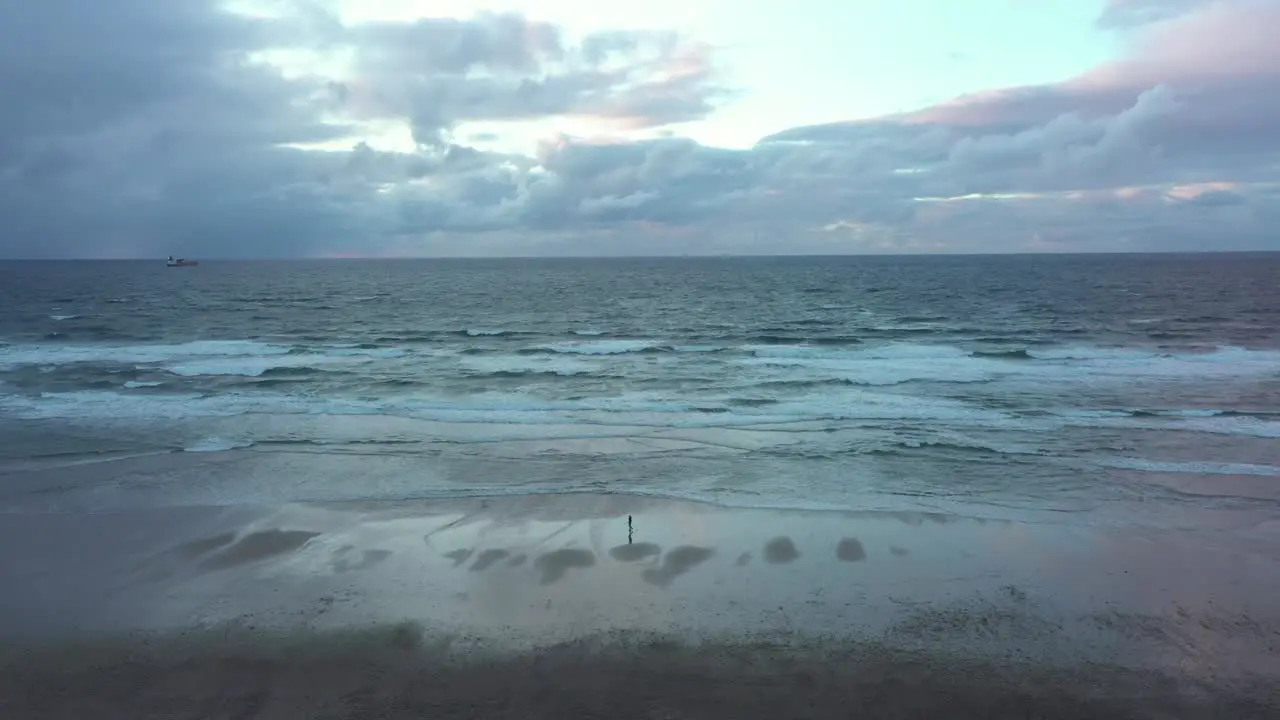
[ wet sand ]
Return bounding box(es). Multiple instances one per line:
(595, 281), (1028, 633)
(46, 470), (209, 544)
(2, 459), (1280, 717)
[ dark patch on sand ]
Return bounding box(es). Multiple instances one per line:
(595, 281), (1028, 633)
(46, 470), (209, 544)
(175, 532), (237, 559)
(763, 536), (800, 564)
(443, 549), (473, 567)
(642, 546), (715, 588)
(201, 530), (321, 571)
(609, 542), (660, 562)
(735, 552), (752, 566)
(890, 545), (910, 557)
(136, 532), (241, 581)
(329, 546), (392, 574)
(836, 538), (867, 562)
(533, 548), (596, 584)
(506, 553), (527, 567)
(469, 549), (510, 572)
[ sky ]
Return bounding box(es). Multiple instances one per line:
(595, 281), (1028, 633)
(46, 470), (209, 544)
(1, 0), (1278, 258)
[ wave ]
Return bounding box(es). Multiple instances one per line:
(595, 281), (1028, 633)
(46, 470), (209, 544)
(375, 334), (435, 344)
(0, 340), (292, 368)
(166, 355), (373, 378)
(183, 437), (256, 453)
(969, 336), (1058, 345)
(49, 314), (81, 321)
(894, 315), (950, 323)
(479, 370), (619, 380)
(853, 439), (1037, 458)
(316, 342), (390, 351)
(0, 387), (977, 428)
(1098, 457), (1280, 477)
(970, 349), (1034, 360)
(258, 366), (334, 378)
(527, 340), (669, 356)
(754, 378), (862, 390)
(726, 397), (780, 407)
(3, 383), (1277, 442)
(745, 335), (862, 346)
(461, 328), (535, 337)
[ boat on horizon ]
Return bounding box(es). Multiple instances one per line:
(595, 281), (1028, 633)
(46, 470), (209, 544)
(166, 256), (198, 267)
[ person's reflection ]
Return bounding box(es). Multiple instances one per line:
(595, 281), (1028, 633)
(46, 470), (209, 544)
(611, 515), (660, 561)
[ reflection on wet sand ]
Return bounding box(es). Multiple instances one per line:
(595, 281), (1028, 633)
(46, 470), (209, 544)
(202, 530), (321, 571)
(442, 549), (473, 567)
(173, 532), (236, 559)
(609, 542), (660, 562)
(329, 546), (392, 574)
(763, 536), (800, 564)
(534, 548), (596, 584)
(642, 546), (715, 587)
(836, 538), (867, 563)
(469, 549), (510, 572)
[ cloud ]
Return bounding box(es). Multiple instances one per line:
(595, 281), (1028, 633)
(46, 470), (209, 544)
(0, 1), (729, 257)
(748, 0), (1280, 253)
(1095, 0), (1223, 27)
(0, 0), (1277, 257)
(342, 14), (730, 146)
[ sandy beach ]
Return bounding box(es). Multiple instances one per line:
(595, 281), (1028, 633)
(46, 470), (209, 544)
(2, 451), (1279, 718)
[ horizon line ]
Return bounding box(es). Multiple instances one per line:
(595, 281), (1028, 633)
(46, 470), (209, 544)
(2, 249), (1279, 261)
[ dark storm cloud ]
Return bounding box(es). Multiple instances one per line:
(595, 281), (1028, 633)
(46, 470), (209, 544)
(0, 1), (728, 257)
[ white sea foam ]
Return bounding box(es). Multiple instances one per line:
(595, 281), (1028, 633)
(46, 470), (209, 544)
(123, 380), (164, 388)
(1098, 457), (1280, 477)
(184, 436), (255, 452)
(2, 383), (1276, 455)
(0, 339), (409, 376)
(48, 314), (81, 321)
(740, 348), (992, 386)
(2, 341), (1277, 442)
(737, 343), (1280, 387)
(1052, 410), (1280, 439)
(165, 354), (366, 377)
(0, 385), (1019, 431)
(0, 340), (291, 369)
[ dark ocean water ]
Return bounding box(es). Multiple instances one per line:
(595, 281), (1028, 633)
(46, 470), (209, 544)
(2, 254), (1279, 522)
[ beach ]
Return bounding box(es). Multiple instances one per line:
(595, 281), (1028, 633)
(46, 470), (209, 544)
(3, 450), (1279, 718)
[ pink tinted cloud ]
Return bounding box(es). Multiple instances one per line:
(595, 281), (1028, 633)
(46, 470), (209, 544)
(904, 0), (1280, 131)
(1095, 0), (1224, 27)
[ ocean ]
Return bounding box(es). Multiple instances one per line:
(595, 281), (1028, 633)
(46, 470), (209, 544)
(1, 254), (1278, 521)
(4, 254), (1280, 717)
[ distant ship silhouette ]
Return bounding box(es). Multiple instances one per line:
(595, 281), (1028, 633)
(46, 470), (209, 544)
(166, 256), (198, 267)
